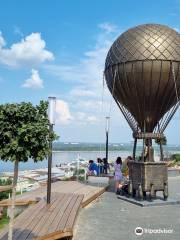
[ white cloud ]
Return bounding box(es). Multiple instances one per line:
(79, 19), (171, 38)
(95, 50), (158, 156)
(70, 88), (96, 97)
(0, 32), (6, 47)
(53, 107), (100, 126)
(75, 100), (102, 111)
(44, 22), (121, 127)
(55, 100), (73, 125)
(22, 69), (43, 89)
(44, 22), (126, 131)
(44, 22), (119, 91)
(75, 111), (99, 125)
(98, 22), (118, 33)
(55, 102), (99, 126)
(44, 64), (88, 84)
(86, 115), (99, 123)
(0, 32), (54, 68)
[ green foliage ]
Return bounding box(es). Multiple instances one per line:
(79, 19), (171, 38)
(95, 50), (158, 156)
(0, 101), (58, 163)
(168, 154), (180, 167)
(0, 214), (9, 229)
(155, 136), (167, 146)
(78, 176), (85, 182)
(0, 178), (12, 200)
(16, 190), (26, 196)
(74, 168), (85, 176)
(171, 153), (180, 162)
(78, 168), (85, 175)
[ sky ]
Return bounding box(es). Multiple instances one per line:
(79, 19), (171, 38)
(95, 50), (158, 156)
(0, 0), (179, 144)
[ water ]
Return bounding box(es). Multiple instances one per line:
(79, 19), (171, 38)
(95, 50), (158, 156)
(0, 151), (179, 177)
(0, 151), (132, 173)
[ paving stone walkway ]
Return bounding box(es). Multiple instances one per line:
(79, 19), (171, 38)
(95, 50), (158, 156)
(73, 177), (180, 240)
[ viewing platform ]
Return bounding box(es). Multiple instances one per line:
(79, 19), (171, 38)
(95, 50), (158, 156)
(0, 193), (83, 240)
(0, 180), (108, 208)
(0, 180), (108, 240)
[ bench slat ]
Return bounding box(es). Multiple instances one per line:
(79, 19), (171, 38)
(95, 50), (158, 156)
(0, 181), (107, 240)
(65, 195), (84, 229)
(0, 185), (12, 193)
(27, 194), (72, 239)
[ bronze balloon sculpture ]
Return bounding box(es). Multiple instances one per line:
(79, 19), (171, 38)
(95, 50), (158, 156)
(105, 24), (180, 200)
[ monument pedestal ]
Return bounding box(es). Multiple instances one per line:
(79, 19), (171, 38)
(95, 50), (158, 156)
(117, 195), (180, 207)
(128, 161), (168, 200)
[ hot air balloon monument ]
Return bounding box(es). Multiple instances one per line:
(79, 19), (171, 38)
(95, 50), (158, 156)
(105, 24), (180, 201)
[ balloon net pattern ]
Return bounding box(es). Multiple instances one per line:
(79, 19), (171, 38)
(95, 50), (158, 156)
(105, 60), (180, 135)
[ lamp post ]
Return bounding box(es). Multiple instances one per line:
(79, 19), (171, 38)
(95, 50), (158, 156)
(47, 96), (56, 204)
(105, 117), (110, 163)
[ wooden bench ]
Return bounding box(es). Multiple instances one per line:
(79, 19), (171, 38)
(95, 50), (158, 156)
(0, 181), (108, 208)
(0, 185), (12, 193)
(0, 193), (83, 240)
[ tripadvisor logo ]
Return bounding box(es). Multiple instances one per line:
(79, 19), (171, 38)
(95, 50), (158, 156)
(135, 227), (143, 236)
(135, 226), (174, 236)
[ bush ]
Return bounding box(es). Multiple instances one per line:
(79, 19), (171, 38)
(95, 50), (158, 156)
(74, 168), (85, 176)
(0, 178), (12, 201)
(168, 154), (180, 167)
(0, 208), (9, 229)
(171, 154), (180, 162)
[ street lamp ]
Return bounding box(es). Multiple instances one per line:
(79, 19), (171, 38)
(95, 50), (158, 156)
(105, 117), (110, 164)
(47, 96), (56, 204)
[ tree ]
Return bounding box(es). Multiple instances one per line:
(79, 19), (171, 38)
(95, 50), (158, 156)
(0, 101), (57, 240)
(155, 136), (167, 145)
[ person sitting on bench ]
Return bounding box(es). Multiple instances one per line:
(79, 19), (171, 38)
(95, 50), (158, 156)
(88, 160), (99, 176)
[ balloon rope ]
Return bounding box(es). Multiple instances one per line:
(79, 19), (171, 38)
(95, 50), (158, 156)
(108, 66), (117, 117)
(172, 62), (179, 103)
(160, 62), (180, 132)
(99, 72), (105, 157)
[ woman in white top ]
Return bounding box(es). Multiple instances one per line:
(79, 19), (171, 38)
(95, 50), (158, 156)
(114, 157), (123, 193)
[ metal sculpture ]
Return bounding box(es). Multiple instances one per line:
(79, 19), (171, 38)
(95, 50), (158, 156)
(104, 24), (180, 200)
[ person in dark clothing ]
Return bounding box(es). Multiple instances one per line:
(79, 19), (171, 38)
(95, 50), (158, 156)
(97, 158), (103, 174)
(103, 158), (109, 174)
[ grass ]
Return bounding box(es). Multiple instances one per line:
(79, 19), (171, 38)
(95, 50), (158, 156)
(16, 190), (26, 196)
(0, 214), (9, 230)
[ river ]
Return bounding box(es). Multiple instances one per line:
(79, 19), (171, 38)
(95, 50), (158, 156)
(0, 151), (133, 173)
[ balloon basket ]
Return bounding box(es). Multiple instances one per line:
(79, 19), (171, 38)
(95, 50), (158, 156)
(128, 161), (168, 201)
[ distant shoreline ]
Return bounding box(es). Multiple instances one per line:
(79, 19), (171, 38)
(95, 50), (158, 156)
(52, 150), (131, 153)
(0, 150), (179, 174)
(1, 168), (179, 177)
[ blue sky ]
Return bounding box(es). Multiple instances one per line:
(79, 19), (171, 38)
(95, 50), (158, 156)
(0, 0), (179, 144)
